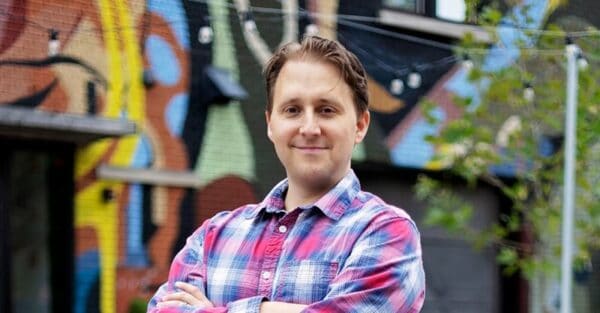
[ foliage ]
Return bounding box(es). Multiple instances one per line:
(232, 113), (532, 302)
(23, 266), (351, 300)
(128, 298), (148, 313)
(415, 3), (600, 279)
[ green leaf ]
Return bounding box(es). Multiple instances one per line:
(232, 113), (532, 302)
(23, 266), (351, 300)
(497, 247), (518, 266)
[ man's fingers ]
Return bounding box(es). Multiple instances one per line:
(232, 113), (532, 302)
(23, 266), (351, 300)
(175, 281), (211, 303)
(156, 300), (186, 308)
(162, 291), (191, 302)
(158, 283), (214, 308)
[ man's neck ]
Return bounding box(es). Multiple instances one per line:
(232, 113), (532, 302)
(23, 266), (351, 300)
(283, 178), (338, 212)
(284, 186), (323, 212)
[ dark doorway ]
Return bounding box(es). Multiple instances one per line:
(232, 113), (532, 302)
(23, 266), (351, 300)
(356, 164), (503, 313)
(0, 140), (74, 313)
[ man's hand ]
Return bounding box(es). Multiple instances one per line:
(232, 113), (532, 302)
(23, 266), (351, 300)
(260, 301), (307, 313)
(156, 281), (214, 309)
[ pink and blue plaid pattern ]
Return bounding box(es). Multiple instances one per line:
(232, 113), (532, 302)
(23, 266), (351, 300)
(148, 170), (425, 313)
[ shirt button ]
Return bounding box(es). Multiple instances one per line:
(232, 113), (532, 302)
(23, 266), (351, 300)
(278, 225), (288, 233)
(262, 271), (271, 279)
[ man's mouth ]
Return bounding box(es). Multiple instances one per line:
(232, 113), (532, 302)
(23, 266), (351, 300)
(292, 145), (328, 153)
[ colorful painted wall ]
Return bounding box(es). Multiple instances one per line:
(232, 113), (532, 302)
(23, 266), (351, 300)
(0, 0), (519, 312)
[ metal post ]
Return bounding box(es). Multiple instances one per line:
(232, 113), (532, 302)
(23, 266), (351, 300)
(560, 43), (578, 313)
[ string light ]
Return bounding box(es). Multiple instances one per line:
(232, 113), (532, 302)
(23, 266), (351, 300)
(461, 54), (473, 73)
(565, 35), (589, 70)
(48, 29), (60, 57)
(407, 66), (422, 89)
(240, 11), (257, 32)
(198, 25), (214, 44)
(1, 1), (593, 95)
(389, 77), (405, 95)
(303, 12), (319, 37)
(305, 23), (319, 36)
(576, 52), (589, 70)
(523, 81), (535, 103)
(2, 2), (599, 53)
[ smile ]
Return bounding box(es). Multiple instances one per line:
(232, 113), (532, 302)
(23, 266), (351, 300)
(293, 146), (328, 152)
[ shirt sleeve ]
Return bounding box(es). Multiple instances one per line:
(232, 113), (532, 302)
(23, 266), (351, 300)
(146, 219), (265, 313)
(302, 216), (426, 313)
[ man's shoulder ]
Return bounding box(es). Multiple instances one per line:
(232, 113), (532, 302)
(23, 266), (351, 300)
(204, 203), (261, 228)
(352, 190), (414, 223)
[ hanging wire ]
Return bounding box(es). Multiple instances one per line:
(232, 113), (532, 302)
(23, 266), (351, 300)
(0, 2), (596, 54)
(0, 0), (594, 72)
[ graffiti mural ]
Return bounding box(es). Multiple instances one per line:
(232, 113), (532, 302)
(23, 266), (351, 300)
(0, 0), (493, 312)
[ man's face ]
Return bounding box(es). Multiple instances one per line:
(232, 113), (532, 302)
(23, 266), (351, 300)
(266, 59), (370, 191)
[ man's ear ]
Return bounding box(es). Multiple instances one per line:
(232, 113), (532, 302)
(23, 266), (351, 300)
(265, 110), (273, 141)
(355, 110), (370, 144)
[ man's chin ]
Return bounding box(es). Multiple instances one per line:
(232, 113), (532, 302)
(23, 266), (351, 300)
(293, 169), (338, 190)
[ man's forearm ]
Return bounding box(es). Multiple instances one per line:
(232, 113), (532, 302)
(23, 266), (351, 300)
(260, 301), (307, 313)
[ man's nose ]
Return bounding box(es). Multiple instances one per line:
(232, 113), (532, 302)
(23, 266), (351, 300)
(299, 113), (321, 135)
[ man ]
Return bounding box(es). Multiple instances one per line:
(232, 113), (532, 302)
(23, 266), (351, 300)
(148, 36), (425, 313)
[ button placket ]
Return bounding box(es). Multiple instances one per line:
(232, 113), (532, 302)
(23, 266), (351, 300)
(257, 218), (286, 296)
(258, 209), (302, 298)
(261, 271), (272, 280)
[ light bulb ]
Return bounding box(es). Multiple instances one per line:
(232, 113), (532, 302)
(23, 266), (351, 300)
(389, 78), (404, 95)
(407, 71), (421, 89)
(523, 83), (535, 103)
(462, 59), (473, 72)
(241, 11), (256, 32)
(577, 54), (589, 71)
(305, 23), (319, 36)
(48, 29), (60, 57)
(198, 26), (213, 44)
(244, 19), (257, 32)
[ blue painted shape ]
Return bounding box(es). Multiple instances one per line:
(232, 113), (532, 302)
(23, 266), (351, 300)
(148, 0), (190, 49)
(389, 0), (550, 172)
(391, 108), (445, 168)
(449, 0), (549, 92)
(146, 35), (181, 86)
(126, 183), (149, 267)
(442, 0), (549, 176)
(165, 93), (189, 137)
(125, 135), (153, 266)
(445, 68), (488, 110)
(132, 134), (153, 169)
(74, 251), (100, 313)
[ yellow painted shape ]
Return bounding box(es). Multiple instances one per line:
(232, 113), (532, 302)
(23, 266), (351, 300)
(367, 76), (405, 113)
(316, 0), (339, 40)
(74, 0), (145, 312)
(75, 139), (112, 179)
(80, 1), (121, 312)
(424, 143), (454, 170)
(111, 0), (145, 168)
(547, 0), (567, 13)
(74, 182), (121, 313)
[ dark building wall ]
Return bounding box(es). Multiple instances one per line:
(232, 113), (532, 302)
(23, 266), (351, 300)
(357, 166), (502, 313)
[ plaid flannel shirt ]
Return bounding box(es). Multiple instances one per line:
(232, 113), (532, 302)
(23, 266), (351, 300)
(148, 170), (425, 313)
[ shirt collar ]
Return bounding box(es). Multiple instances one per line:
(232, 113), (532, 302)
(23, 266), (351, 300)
(245, 170), (361, 221)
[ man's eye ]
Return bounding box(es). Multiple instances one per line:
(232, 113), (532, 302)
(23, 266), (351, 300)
(320, 106), (335, 114)
(284, 106), (299, 114)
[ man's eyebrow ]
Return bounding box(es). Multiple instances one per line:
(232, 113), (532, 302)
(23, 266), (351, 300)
(316, 98), (340, 107)
(277, 97), (300, 106)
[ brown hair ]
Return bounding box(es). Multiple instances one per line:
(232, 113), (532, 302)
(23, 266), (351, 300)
(263, 36), (369, 115)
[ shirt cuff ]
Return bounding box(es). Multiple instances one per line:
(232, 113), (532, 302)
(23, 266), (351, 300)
(226, 295), (266, 313)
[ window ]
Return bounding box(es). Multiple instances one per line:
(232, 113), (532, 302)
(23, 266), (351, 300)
(382, 0), (423, 14)
(383, 0), (468, 23)
(436, 0), (466, 22)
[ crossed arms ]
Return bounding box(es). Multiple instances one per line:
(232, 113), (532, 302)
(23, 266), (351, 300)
(147, 216), (425, 313)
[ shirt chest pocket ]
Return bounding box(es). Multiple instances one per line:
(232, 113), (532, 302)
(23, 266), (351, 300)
(276, 260), (339, 304)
